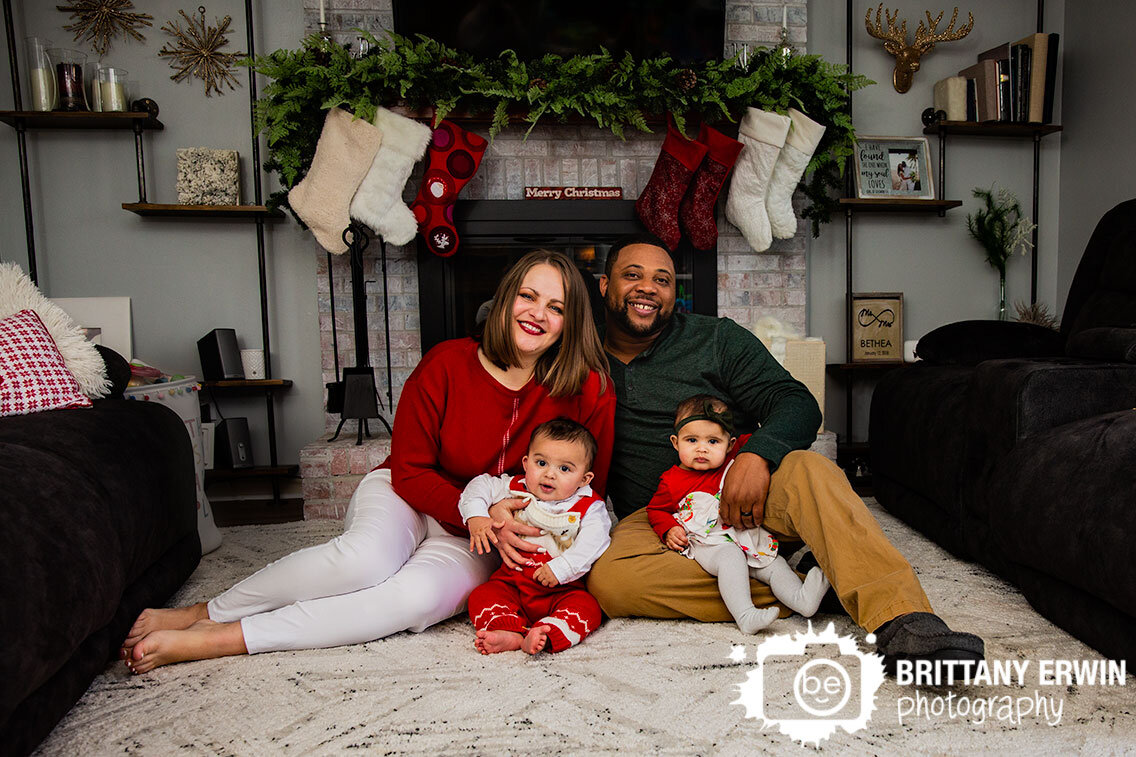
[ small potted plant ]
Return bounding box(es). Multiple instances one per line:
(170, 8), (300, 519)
(965, 185), (1036, 319)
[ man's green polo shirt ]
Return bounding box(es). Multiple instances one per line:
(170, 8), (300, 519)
(605, 312), (821, 519)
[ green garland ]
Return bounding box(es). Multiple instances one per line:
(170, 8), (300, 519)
(247, 31), (872, 235)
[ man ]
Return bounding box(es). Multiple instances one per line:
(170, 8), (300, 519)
(586, 233), (984, 670)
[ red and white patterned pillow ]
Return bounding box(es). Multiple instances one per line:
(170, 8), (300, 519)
(0, 308), (92, 417)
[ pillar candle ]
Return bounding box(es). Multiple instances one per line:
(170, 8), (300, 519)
(320, 0), (326, 25)
(29, 68), (55, 111)
(100, 80), (128, 111)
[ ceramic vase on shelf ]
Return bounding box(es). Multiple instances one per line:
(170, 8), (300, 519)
(48, 48), (88, 111)
(25, 37), (56, 111)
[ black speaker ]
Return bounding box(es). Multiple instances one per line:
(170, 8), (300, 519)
(215, 418), (253, 469)
(197, 328), (244, 381)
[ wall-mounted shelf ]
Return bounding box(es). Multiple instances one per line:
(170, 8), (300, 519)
(203, 379), (293, 392)
(122, 203), (283, 219)
(922, 121), (1062, 138)
(840, 198), (962, 213)
(0, 110), (163, 130)
(826, 361), (905, 374)
(205, 465), (299, 485)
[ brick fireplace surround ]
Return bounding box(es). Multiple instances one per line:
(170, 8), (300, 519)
(299, 1), (816, 518)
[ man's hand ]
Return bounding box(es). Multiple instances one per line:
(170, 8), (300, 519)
(664, 526), (689, 551)
(467, 516), (495, 554)
(488, 497), (544, 571)
(532, 563), (559, 587)
(720, 452), (771, 531)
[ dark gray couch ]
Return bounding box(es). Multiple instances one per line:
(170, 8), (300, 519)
(869, 198), (1136, 665)
(0, 355), (201, 756)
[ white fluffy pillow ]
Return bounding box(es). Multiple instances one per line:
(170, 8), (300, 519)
(0, 262), (112, 398)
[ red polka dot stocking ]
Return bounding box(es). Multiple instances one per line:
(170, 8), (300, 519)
(635, 116), (709, 251)
(410, 120), (488, 257)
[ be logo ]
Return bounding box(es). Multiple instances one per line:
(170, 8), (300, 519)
(733, 623), (886, 746)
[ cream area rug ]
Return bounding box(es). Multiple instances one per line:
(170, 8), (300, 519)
(36, 500), (1134, 755)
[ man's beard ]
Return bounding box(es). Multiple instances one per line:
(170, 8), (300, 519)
(605, 291), (671, 337)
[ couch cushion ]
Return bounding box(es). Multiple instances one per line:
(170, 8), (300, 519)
(915, 320), (1064, 366)
(987, 409), (1136, 618)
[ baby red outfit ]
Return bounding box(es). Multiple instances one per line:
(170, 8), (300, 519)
(464, 474), (609, 652)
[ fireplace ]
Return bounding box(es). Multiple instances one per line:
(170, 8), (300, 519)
(416, 200), (717, 352)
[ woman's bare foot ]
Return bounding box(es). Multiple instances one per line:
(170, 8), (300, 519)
(122, 603), (210, 656)
(125, 619), (247, 674)
(521, 624), (552, 655)
(474, 628), (524, 655)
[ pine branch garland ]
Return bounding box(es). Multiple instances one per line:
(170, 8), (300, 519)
(246, 31), (872, 230)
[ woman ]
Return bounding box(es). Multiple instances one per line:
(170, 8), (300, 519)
(123, 250), (613, 672)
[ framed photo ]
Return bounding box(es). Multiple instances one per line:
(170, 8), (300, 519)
(853, 136), (934, 200)
(53, 297), (133, 360)
(851, 292), (903, 362)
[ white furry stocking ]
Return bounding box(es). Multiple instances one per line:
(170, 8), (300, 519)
(349, 107), (433, 245)
(287, 107), (382, 254)
(767, 108), (827, 240)
(724, 108), (791, 253)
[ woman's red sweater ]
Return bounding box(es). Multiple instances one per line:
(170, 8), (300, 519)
(380, 338), (614, 536)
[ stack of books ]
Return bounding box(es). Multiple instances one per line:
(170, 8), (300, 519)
(932, 32), (1059, 124)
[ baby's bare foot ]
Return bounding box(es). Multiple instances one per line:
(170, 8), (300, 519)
(122, 603), (209, 654)
(126, 619), (245, 674)
(474, 628), (524, 655)
(521, 624), (552, 655)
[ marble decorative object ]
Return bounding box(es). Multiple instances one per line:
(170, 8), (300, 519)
(176, 148), (240, 205)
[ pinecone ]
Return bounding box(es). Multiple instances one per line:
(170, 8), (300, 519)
(530, 77), (548, 90)
(676, 68), (698, 91)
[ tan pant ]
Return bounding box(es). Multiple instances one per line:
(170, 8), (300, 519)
(587, 451), (933, 632)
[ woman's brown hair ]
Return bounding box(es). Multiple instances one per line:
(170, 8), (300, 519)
(480, 250), (608, 398)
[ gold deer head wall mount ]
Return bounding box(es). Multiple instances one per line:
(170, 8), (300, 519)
(865, 4), (974, 93)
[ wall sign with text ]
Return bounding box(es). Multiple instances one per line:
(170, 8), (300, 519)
(851, 292), (903, 362)
(524, 186), (623, 200)
(853, 136), (934, 200)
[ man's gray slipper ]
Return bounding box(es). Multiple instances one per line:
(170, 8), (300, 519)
(874, 612), (985, 673)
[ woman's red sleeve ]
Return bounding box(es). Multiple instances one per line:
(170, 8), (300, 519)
(387, 363), (467, 534)
(646, 477), (679, 541)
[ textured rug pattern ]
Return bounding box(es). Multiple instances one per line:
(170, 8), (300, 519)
(35, 501), (1135, 754)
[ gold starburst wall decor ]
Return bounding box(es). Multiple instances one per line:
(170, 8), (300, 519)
(159, 6), (244, 97)
(57, 0), (154, 56)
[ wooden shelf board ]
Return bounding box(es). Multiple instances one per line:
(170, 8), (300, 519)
(122, 203), (283, 218)
(923, 121), (1062, 138)
(202, 379), (293, 391)
(826, 361), (905, 373)
(205, 465), (299, 484)
(840, 198), (962, 213)
(0, 110), (163, 130)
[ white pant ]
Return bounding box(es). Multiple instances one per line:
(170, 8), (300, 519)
(207, 469), (499, 654)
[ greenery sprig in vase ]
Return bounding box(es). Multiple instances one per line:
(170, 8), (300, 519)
(965, 185), (1036, 320)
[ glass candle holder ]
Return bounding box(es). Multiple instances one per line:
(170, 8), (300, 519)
(25, 37), (56, 111)
(48, 48), (88, 111)
(98, 67), (130, 112)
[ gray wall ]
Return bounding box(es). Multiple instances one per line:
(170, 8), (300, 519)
(1056, 0), (1136, 310)
(808, 1), (1066, 440)
(0, 2), (324, 473)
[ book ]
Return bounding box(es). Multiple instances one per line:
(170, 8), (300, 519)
(933, 76), (968, 121)
(965, 78), (977, 122)
(1042, 33), (1059, 123)
(1011, 43), (1031, 121)
(978, 43), (1015, 121)
(1011, 32), (1061, 123)
(958, 60), (999, 121)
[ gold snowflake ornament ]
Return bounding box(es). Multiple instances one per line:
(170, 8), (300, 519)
(57, 0), (154, 56)
(158, 6), (244, 97)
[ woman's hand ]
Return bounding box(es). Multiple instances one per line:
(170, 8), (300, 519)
(664, 526), (689, 552)
(489, 498), (545, 571)
(720, 452), (770, 531)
